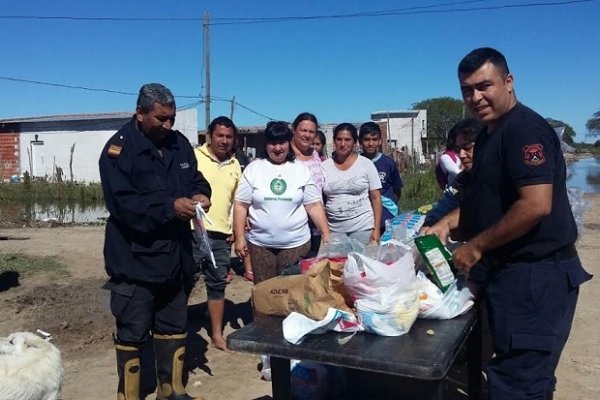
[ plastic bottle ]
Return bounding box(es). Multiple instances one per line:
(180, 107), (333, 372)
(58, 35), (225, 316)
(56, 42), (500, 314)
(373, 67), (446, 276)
(414, 234), (456, 292)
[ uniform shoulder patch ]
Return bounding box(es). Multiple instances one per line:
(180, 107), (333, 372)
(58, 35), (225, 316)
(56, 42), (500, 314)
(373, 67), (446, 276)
(522, 144), (545, 166)
(107, 144), (123, 158)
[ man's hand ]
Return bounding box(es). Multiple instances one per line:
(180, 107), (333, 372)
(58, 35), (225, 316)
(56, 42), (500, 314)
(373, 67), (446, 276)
(174, 197), (197, 220)
(452, 241), (482, 277)
(421, 220), (451, 244)
(192, 194), (211, 212)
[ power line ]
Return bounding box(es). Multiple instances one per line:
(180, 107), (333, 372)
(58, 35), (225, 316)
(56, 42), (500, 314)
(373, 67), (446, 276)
(211, 0), (486, 24)
(211, 95), (275, 121)
(0, 76), (274, 121)
(0, 15), (204, 22)
(0, 76), (198, 99)
(0, 0), (592, 25)
(211, 0), (594, 25)
(0, 76), (139, 96)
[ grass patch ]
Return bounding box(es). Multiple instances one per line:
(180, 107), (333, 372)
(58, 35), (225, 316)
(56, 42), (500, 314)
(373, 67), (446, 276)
(0, 253), (70, 278)
(0, 180), (104, 203)
(400, 164), (442, 211)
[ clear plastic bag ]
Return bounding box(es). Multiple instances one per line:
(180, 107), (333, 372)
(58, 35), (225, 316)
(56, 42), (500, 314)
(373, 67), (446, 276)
(568, 186), (587, 237)
(316, 232), (365, 259)
(192, 204), (216, 268)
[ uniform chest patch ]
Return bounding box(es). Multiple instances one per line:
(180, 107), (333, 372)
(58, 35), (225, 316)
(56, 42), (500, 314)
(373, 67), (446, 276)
(107, 144), (122, 158)
(522, 144), (545, 166)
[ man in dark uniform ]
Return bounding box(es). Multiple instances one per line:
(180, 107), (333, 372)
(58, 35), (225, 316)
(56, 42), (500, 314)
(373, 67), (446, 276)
(424, 48), (592, 399)
(99, 83), (210, 400)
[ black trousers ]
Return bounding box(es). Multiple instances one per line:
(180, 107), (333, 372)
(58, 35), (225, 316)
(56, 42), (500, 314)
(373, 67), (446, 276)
(106, 278), (188, 345)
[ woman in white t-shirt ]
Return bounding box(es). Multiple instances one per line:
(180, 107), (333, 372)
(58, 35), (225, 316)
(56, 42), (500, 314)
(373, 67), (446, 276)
(233, 121), (330, 284)
(437, 129), (463, 189)
(322, 123), (382, 244)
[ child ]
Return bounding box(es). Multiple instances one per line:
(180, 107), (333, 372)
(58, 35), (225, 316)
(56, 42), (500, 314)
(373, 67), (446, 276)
(359, 122), (403, 233)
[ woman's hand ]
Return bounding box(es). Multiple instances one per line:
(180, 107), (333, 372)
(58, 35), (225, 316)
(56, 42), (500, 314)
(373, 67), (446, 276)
(234, 236), (249, 259)
(369, 228), (380, 245)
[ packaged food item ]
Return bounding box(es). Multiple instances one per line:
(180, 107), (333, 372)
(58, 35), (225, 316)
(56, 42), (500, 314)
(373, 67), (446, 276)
(381, 210), (428, 243)
(414, 234), (455, 292)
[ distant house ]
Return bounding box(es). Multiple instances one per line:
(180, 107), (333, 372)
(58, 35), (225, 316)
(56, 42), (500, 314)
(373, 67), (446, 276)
(0, 108), (197, 182)
(197, 109), (427, 164)
(370, 110), (427, 161)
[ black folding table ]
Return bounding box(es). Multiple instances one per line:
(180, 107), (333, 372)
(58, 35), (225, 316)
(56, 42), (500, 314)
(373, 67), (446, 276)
(227, 307), (482, 399)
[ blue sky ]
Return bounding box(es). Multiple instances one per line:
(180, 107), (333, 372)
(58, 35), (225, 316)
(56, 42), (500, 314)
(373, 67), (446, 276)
(1, 0), (599, 141)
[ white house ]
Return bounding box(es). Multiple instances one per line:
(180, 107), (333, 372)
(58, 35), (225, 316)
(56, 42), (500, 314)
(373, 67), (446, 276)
(0, 108), (198, 182)
(370, 110), (427, 161)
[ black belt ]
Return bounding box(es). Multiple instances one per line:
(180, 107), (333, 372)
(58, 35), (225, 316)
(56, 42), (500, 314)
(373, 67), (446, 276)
(533, 243), (578, 262)
(207, 231), (230, 240)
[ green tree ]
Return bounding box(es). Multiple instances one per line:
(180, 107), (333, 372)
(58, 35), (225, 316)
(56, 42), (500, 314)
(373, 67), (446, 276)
(545, 118), (576, 145)
(586, 110), (600, 137)
(411, 97), (464, 143)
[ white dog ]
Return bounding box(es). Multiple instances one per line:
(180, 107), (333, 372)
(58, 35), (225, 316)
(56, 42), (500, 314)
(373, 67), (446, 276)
(0, 332), (64, 400)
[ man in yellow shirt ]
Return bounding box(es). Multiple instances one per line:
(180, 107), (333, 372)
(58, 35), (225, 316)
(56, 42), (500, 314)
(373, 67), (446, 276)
(194, 116), (241, 351)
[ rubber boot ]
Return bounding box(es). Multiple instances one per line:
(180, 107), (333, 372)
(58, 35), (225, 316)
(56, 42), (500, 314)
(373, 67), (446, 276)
(115, 343), (141, 400)
(153, 333), (206, 400)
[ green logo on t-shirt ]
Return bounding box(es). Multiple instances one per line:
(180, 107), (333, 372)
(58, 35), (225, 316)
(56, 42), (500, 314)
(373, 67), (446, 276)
(270, 178), (287, 195)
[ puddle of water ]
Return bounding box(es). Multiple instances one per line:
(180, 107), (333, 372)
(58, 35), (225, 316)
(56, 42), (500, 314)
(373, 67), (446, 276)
(567, 157), (600, 194)
(0, 201), (108, 225)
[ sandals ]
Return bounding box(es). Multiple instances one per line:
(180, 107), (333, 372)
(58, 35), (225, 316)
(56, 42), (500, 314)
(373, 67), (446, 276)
(243, 270), (254, 282)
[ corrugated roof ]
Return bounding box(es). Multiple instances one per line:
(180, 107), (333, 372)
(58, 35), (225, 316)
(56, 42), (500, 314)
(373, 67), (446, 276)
(371, 110), (421, 120)
(0, 111), (132, 124)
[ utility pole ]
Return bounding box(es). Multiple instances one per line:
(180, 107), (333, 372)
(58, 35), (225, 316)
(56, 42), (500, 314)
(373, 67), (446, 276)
(230, 95), (236, 120)
(411, 117), (415, 168)
(203, 12), (211, 129)
(386, 110), (391, 152)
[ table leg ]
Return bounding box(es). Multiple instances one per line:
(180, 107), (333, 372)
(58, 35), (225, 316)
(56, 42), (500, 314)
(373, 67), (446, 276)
(467, 304), (483, 399)
(427, 379), (447, 400)
(270, 356), (291, 400)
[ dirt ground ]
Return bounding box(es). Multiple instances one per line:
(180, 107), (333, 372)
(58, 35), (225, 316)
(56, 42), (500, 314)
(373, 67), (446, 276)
(1, 195), (599, 400)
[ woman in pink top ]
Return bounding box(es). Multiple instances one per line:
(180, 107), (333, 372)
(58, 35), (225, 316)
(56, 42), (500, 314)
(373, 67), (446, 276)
(291, 112), (325, 253)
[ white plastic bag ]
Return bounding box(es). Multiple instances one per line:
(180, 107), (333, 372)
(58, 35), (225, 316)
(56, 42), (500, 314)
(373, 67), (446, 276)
(416, 271), (474, 319)
(259, 354), (271, 381)
(282, 307), (362, 345)
(343, 242), (419, 336)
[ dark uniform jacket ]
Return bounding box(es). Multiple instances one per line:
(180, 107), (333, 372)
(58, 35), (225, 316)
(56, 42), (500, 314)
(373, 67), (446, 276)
(99, 118), (211, 283)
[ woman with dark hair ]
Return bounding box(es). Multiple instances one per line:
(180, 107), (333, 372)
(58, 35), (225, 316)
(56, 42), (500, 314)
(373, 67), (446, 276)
(436, 125), (463, 189)
(291, 112), (326, 252)
(422, 118), (485, 229)
(291, 112), (319, 162)
(232, 121), (330, 284)
(322, 123), (382, 244)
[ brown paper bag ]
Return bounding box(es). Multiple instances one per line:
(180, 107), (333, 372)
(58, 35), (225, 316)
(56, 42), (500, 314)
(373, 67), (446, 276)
(309, 258), (354, 310)
(252, 261), (352, 320)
